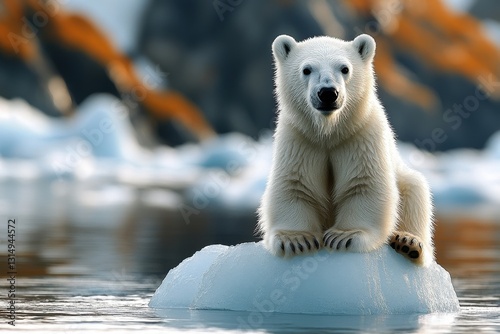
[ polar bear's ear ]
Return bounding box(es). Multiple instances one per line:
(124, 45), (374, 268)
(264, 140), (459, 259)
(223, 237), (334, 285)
(353, 34), (376, 62)
(272, 35), (297, 63)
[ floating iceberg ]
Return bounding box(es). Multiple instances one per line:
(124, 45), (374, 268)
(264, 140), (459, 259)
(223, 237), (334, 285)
(149, 242), (460, 315)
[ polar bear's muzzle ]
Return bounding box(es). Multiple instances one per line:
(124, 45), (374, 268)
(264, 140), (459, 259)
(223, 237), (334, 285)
(313, 86), (340, 115)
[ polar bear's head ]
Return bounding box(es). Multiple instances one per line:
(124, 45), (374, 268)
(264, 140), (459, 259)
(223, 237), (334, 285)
(272, 34), (376, 133)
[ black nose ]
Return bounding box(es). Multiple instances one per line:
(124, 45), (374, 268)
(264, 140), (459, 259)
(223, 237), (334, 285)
(318, 87), (338, 105)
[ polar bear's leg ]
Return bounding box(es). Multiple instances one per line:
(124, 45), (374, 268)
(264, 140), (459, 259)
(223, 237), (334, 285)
(258, 134), (329, 257)
(390, 166), (434, 266)
(260, 192), (325, 257)
(322, 137), (399, 254)
(323, 185), (398, 254)
(259, 173), (327, 257)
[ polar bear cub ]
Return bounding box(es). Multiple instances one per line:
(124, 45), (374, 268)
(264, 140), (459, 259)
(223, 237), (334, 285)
(258, 34), (434, 266)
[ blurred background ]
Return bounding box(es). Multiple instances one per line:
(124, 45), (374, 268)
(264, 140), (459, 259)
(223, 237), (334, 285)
(0, 0), (499, 331)
(2, 0), (500, 148)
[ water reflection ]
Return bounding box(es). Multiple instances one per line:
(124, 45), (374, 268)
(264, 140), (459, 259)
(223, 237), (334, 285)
(435, 217), (500, 278)
(154, 308), (458, 333)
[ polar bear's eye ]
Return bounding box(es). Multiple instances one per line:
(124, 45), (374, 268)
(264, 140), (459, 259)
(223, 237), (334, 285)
(341, 66), (349, 74)
(302, 67), (311, 75)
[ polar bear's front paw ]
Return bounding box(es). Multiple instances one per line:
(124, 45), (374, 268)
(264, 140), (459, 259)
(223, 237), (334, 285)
(323, 229), (363, 251)
(389, 231), (424, 265)
(272, 230), (322, 257)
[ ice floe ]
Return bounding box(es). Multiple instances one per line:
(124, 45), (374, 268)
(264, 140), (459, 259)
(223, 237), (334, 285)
(149, 242), (460, 314)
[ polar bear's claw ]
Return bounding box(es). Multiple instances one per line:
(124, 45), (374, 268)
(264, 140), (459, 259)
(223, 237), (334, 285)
(390, 231), (424, 264)
(273, 231), (322, 257)
(323, 229), (362, 251)
(303, 237), (311, 250)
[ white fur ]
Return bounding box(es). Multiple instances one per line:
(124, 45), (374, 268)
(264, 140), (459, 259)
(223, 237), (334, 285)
(258, 34), (434, 266)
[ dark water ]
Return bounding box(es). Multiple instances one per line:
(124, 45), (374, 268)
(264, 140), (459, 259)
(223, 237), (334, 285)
(0, 181), (499, 333)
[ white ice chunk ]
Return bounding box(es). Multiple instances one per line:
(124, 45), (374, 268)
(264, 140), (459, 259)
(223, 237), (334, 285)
(149, 242), (460, 315)
(0, 94), (147, 162)
(152, 245), (227, 309)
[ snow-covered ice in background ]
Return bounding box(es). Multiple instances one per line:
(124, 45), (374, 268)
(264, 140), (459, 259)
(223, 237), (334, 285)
(398, 138), (500, 213)
(1, 94), (499, 212)
(0, 94), (146, 161)
(0, 95), (200, 186)
(182, 133), (273, 209)
(149, 242), (460, 314)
